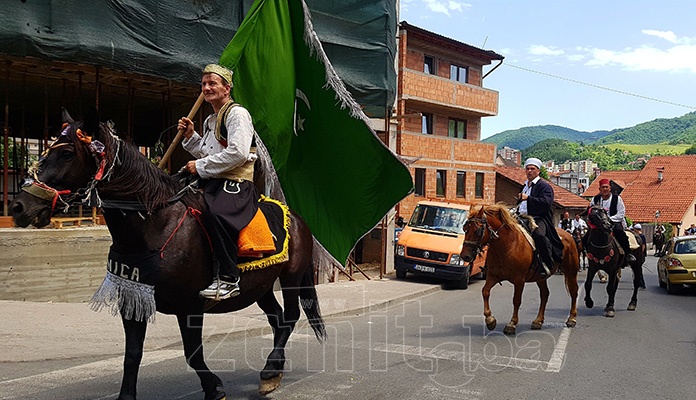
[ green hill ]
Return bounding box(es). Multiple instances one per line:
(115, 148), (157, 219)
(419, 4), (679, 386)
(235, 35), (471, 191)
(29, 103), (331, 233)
(484, 111), (696, 150)
(483, 125), (611, 150)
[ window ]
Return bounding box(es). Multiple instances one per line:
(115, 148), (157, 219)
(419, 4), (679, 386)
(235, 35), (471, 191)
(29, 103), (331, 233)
(421, 113), (433, 135)
(450, 64), (468, 83)
(456, 171), (466, 198)
(448, 119), (467, 139)
(415, 168), (426, 196)
(436, 170), (446, 197)
(475, 172), (484, 199)
(424, 56), (435, 75)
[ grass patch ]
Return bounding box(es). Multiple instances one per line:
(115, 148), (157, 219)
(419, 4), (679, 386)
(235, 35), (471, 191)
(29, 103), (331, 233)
(604, 143), (690, 155)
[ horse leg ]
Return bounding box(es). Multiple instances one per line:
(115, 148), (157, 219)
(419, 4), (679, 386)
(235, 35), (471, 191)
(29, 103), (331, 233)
(117, 315), (147, 400)
(628, 263), (643, 311)
(256, 288), (297, 395)
(563, 267), (579, 328)
(604, 271), (619, 318)
(584, 266), (596, 309)
(482, 278), (497, 331)
(504, 280), (524, 335)
(531, 279), (549, 330)
(175, 314), (225, 400)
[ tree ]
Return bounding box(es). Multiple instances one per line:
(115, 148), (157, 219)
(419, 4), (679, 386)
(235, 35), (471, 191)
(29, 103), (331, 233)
(685, 144), (696, 155)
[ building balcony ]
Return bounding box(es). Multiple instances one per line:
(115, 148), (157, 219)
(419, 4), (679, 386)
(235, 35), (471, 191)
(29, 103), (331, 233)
(401, 69), (499, 117)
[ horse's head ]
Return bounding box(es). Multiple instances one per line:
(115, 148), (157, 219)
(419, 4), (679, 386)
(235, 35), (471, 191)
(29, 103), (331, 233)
(10, 109), (104, 227)
(460, 206), (488, 263)
(586, 205), (612, 232)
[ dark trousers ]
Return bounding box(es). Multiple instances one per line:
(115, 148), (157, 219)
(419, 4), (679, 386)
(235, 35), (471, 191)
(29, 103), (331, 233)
(532, 218), (554, 267)
(203, 179), (258, 281)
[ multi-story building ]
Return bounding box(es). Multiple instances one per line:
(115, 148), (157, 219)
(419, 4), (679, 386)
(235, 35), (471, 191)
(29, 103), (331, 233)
(394, 22), (504, 220)
(497, 146), (522, 166)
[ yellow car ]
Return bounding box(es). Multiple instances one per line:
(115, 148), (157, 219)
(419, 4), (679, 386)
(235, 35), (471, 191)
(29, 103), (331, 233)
(657, 235), (696, 294)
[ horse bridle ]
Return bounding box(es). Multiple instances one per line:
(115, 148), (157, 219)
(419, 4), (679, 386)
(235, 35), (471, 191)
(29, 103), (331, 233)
(21, 124), (114, 215)
(462, 212), (506, 257)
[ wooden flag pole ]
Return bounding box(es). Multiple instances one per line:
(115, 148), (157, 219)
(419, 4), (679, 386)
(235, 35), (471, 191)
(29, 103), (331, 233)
(158, 91), (206, 169)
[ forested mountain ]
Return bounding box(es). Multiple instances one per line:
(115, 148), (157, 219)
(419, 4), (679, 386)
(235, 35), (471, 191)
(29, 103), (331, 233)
(595, 112), (696, 145)
(521, 139), (638, 171)
(484, 111), (696, 150)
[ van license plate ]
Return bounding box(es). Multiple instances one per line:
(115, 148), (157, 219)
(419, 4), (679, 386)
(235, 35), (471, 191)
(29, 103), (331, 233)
(414, 264), (435, 273)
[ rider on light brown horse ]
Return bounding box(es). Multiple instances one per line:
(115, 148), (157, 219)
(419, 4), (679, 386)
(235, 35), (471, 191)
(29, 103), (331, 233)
(517, 158), (564, 277)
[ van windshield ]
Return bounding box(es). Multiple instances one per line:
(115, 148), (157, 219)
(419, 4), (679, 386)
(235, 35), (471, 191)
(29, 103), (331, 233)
(408, 204), (469, 234)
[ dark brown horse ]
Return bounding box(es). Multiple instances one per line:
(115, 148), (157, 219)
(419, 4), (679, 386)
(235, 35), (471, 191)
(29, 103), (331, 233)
(583, 205), (645, 317)
(459, 204), (579, 335)
(572, 226), (587, 270)
(10, 110), (325, 400)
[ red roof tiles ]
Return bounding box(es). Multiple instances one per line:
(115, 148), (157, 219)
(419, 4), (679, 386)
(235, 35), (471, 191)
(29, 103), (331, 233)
(496, 166), (589, 208)
(620, 155), (696, 223)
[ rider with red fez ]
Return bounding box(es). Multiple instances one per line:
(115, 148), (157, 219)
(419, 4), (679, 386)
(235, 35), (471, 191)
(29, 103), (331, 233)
(517, 157), (564, 277)
(589, 178), (637, 266)
(177, 64), (258, 300)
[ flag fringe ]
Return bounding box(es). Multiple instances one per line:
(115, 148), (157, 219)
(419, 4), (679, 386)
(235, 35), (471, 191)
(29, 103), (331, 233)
(312, 235), (344, 280)
(300, 0), (370, 125)
(89, 272), (157, 323)
(254, 131), (286, 202)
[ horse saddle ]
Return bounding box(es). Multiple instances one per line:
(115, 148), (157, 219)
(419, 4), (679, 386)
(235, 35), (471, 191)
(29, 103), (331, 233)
(237, 196), (290, 272)
(515, 215), (537, 251)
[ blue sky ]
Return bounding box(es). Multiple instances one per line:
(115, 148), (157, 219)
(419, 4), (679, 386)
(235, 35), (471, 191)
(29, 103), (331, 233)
(400, 0), (696, 139)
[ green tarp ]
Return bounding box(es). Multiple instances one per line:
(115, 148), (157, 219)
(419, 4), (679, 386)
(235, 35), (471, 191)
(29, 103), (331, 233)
(0, 0), (396, 117)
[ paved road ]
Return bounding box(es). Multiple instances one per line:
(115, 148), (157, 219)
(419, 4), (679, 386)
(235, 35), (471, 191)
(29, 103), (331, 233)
(2, 254), (695, 399)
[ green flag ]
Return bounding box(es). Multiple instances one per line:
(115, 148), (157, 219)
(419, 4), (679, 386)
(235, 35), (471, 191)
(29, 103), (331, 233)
(218, 0), (413, 264)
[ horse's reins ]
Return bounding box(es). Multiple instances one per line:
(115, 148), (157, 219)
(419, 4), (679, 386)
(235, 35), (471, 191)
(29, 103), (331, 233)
(463, 212), (506, 257)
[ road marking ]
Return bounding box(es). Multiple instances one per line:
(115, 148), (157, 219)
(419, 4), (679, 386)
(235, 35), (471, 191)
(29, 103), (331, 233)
(279, 332), (563, 373)
(546, 327), (571, 372)
(0, 350), (182, 399)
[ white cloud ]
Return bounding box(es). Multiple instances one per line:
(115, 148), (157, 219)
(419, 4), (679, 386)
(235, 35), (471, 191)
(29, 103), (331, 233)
(642, 29), (695, 45)
(585, 44), (696, 73)
(528, 45), (565, 56)
(421, 0), (470, 17)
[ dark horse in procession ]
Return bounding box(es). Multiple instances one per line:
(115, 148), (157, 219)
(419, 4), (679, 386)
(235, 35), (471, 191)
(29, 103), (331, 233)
(10, 110), (326, 400)
(459, 204), (579, 335)
(583, 205), (645, 318)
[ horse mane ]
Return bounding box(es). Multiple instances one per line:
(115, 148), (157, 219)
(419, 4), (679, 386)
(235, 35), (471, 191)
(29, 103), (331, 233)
(481, 203), (517, 226)
(79, 122), (193, 212)
(480, 203), (532, 235)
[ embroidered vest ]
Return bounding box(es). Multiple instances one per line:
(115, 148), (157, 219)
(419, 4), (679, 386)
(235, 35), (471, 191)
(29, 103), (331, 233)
(593, 193), (618, 216)
(214, 100), (256, 182)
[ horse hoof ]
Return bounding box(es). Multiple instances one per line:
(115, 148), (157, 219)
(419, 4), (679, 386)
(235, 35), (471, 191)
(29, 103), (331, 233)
(566, 318), (577, 328)
(259, 373), (283, 395)
(531, 321), (543, 330)
(627, 302), (637, 311)
(604, 307), (615, 318)
(585, 299), (594, 309)
(503, 325), (516, 335)
(485, 317), (497, 331)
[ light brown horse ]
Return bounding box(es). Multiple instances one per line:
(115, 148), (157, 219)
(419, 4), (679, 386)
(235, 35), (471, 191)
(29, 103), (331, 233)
(460, 204), (579, 335)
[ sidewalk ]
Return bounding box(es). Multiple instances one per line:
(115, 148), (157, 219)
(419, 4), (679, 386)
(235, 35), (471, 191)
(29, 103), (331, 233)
(0, 275), (440, 363)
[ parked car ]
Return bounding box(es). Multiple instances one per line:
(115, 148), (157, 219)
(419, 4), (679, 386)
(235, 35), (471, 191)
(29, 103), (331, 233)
(657, 235), (696, 294)
(394, 201), (486, 289)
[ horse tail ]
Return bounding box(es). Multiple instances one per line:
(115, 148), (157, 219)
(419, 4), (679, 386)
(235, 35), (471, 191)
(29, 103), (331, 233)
(300, 260), (326, 343)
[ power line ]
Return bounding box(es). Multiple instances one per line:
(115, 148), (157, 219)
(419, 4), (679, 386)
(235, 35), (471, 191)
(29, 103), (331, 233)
(506, 63), (696, 110)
